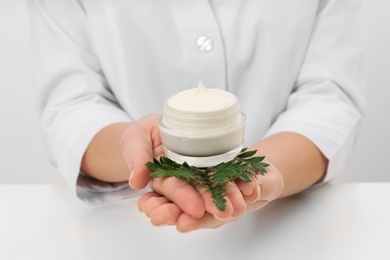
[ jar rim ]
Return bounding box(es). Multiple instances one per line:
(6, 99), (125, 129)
(162, 97), (242, 131)
(158, 112), (246, 136)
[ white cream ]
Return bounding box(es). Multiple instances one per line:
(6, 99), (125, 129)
(158, 82), (246, 167)
(167, 82), (236, 112)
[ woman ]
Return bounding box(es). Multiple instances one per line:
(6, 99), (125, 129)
(29, 0), (365, 232)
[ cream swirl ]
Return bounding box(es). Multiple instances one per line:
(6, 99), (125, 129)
(167, 82), (237, 113)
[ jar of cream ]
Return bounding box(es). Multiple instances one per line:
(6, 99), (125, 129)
(158, 82), (246, 167)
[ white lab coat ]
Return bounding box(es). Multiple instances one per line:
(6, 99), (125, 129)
(29, 0), (365, 203)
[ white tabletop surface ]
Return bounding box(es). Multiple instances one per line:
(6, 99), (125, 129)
(1, 182), (389, 260)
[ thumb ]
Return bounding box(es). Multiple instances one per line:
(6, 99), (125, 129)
(129, 149), (153, 189)
(257, 162), (284, 202)
(121, 116), (160, 190)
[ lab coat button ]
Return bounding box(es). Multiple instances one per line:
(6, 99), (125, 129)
(197, 36), (213, 51)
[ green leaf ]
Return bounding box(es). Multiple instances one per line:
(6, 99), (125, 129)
(246, 168), (258, 178)
(145, 161), (161, 172)
(209, 185), (227, 212)
(160, 156), (176, 167)
(245, 156), (265, 163)
(183, 161), (190, 168)
(150, 169), (174, 178)
(145, 148), (268, 212)
(251, 162), (269, 175)
(174, 167), (202, 182)
(236, 150), (257, 159)
(238, 173), (252, 182)
(210, 167), (237, 184)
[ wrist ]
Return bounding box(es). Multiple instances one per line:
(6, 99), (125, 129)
(81, 122), (132, 183)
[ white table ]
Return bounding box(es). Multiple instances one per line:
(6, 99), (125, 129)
(1, 183), (389, 260)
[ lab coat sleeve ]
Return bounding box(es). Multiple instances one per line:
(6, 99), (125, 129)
(264, 0), (365, 182)
(29, 0), (141, 203)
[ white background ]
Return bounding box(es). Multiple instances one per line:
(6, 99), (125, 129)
(0, 0), (389, 184)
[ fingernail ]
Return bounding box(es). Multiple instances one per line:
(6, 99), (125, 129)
(243, 189), (253, 196)
(129, 169), (135, 189)
(191, 212), (204, 219)
(180, 230), (191, 234)
(214, 215), (230, 222)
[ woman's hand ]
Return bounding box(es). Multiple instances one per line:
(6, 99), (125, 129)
(81, 114), (165, 188)
(137, 159), (284, 232)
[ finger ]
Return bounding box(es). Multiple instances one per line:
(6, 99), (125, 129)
(257, 168), (284, 202)
(235, 176), (257, 196)
(224, 182), (246, 217)
(243, 184), (261, 204)
(176, 212), (240, 233)
(246, 200), (269, 212)
(176, 212), (224, 233)
(149, 203), (183, 226)
(235, 174), (260, 204)
(121, 115), (161, 190)
(137, 191), (160, 212)
(129, 131), (159, 190)
(193, 184), (233, 221)
(151, 177), (205, 219)
(138, 193), (171, 218)
(153, 144), (165, 159)
(121, 124), (153, 189)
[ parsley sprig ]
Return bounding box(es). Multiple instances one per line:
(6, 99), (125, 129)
(145, 148), (269, 211)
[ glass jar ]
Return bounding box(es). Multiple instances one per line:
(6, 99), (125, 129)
(158, 86), (246, 167)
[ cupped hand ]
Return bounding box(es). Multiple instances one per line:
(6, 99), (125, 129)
(138, 176), (247, 226)
(137, 159), (284, 232)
